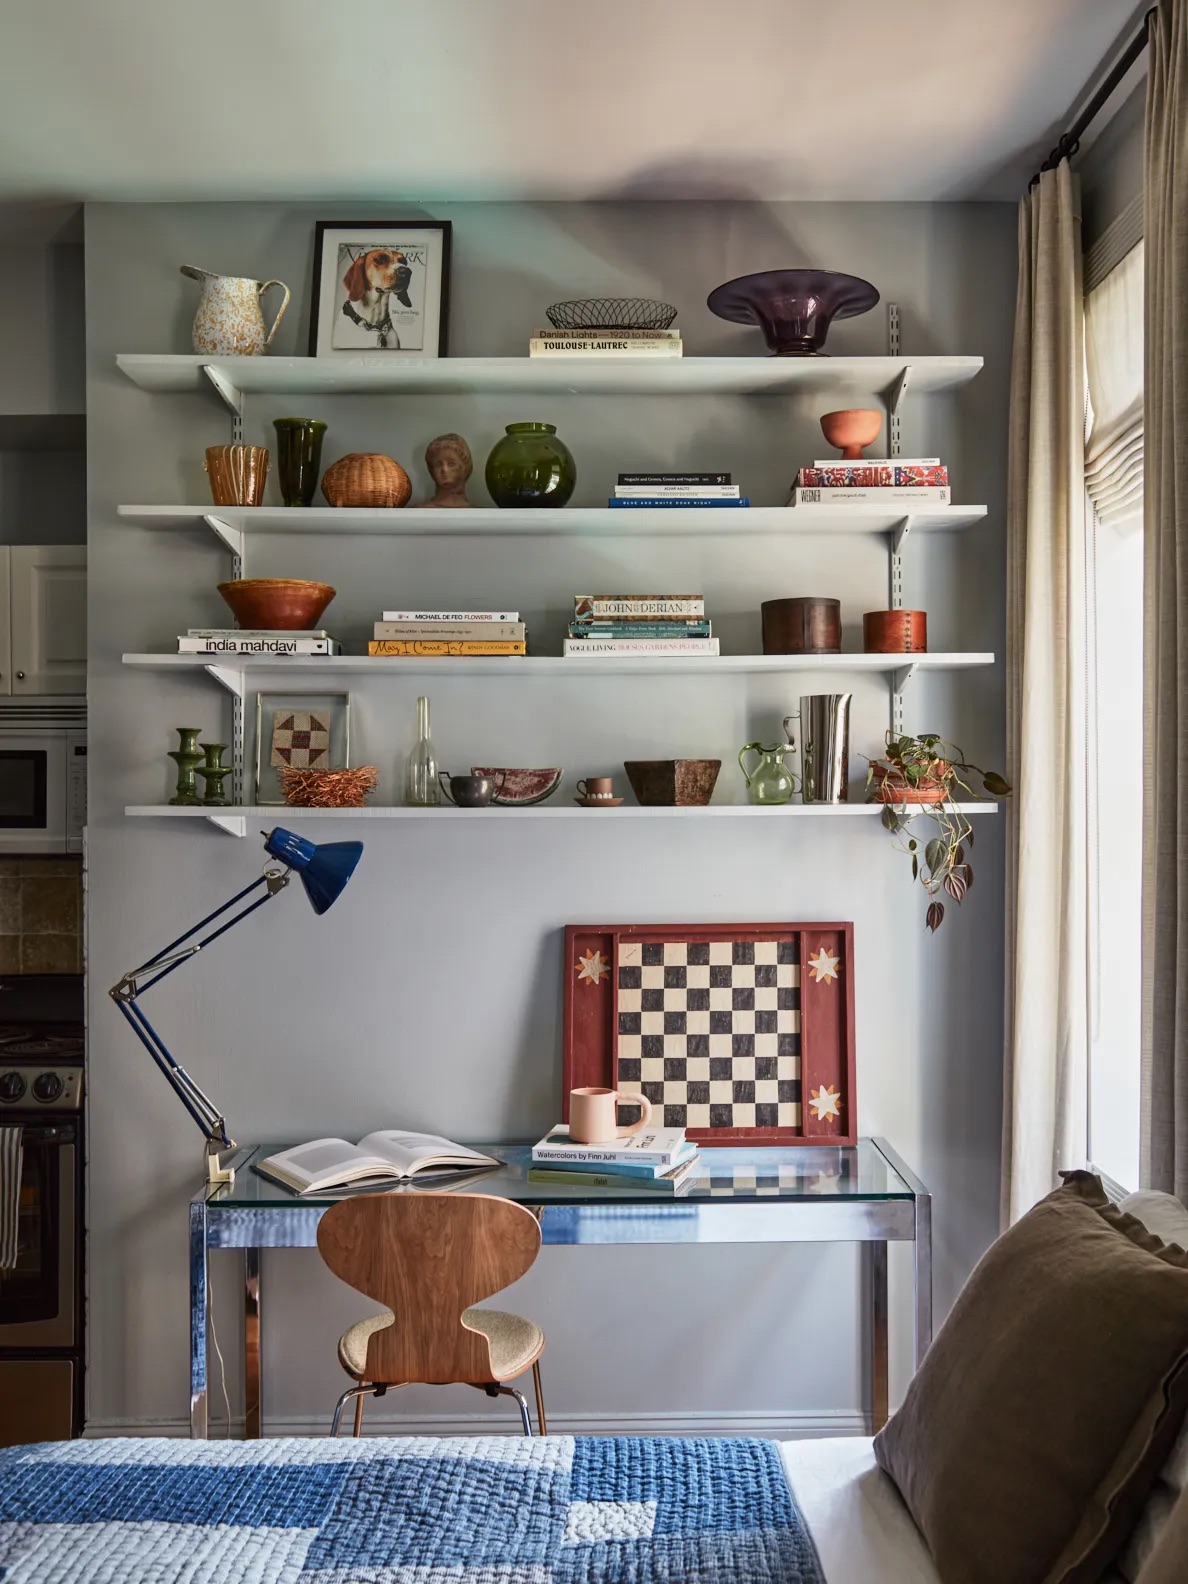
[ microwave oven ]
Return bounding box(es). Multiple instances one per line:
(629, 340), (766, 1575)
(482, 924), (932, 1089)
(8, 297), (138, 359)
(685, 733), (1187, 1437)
(0, 702), (86, 854)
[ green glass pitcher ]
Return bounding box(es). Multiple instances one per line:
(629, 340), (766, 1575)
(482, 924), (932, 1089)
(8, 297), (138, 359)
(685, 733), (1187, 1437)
(738, 741), (800, 806)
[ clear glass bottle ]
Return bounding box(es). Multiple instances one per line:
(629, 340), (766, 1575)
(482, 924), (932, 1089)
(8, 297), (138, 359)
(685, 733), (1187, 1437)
(405, 695), (440, 806)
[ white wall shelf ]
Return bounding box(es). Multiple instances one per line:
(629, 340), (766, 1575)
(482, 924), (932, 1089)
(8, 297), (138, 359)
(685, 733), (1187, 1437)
(117, 503), (988, 543)
(126, 801), (1000, 838)
(116, 353), (984, 407)
(123, 651), (995, 691)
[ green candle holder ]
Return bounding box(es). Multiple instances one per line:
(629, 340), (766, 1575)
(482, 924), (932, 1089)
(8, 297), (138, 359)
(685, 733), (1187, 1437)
(168, 727), (204, 806)
(197, 742), (232, 807)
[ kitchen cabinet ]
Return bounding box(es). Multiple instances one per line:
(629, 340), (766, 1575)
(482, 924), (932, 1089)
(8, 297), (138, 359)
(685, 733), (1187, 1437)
(1, 545), (86, 696)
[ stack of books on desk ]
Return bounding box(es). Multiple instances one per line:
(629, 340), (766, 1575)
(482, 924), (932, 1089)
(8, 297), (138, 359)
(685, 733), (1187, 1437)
(528, 328), (682, 358)
(178, 628), (341, 656)
(787, 458), (951, 507)
(528, 1126), (701, 1193)
(368, 609), (527, 658)
(611, 472), (748, 508)
(564, 594), (718, 657)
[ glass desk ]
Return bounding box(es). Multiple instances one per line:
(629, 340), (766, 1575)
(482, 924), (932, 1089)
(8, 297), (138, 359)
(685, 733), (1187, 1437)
(189, 1137), (930, 1440)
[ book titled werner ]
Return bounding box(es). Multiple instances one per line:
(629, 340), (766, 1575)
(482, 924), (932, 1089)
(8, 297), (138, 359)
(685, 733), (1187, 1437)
(531, 1125), (690, 1166)
(255, 1132), (499, 1195)
(788, 485), (951, 507)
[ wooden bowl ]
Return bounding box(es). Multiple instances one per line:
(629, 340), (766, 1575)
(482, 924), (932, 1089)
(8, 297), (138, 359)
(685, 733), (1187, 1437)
(624, 759), (721, 806)
(217, 578), (336, 631)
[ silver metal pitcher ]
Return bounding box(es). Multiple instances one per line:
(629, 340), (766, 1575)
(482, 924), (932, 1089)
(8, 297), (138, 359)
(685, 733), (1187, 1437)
(784, 694), (852, 803)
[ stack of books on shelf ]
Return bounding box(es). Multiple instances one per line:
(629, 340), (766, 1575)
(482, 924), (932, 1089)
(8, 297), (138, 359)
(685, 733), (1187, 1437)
(528, 328), (682, 358)
(368, 609), (527, 658)
(178, 628), (341, 656)
(787, 457), (951, 507)
(528, 1125), (701, 1194)
(563, 594), (718, 658)
(610, 472), (748, 508)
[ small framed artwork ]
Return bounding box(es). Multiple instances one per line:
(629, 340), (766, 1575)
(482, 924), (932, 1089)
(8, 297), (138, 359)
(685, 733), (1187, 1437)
(308, 221), (451, 358)
(254, 692), (351, 806)
(563, 922), (856, 1147)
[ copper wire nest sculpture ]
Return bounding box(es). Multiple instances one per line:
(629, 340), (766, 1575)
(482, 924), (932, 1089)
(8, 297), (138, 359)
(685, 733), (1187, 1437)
(545, 298), (677, 331)
(278, 765), (379, 808)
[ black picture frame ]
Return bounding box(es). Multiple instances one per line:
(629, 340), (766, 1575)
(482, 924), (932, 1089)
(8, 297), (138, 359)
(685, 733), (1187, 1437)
(308, 220), (452, 359)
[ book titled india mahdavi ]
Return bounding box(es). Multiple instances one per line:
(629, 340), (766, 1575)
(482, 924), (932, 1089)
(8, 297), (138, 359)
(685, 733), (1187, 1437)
(179, 630), (340, 655)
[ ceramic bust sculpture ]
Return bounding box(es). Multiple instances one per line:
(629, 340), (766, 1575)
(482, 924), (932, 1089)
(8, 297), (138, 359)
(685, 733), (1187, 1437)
(416, 432), (474, 508)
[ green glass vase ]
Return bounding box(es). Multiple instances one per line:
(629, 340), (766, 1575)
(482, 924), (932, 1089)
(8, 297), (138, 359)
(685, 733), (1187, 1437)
(273, 417), (327, 508)
(485, 422), (576, 509)
(168, 727), (204, 806)
(197, 742), (232, 807)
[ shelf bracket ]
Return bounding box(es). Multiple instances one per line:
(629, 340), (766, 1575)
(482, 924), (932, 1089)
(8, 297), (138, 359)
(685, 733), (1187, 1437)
(889, 364), (913, 416)
(205, 813), (247, 838)
(203, 514), (245, 572)
(202, 663), (245, 699)
(888, 516), (913, 609)
(201, 364), (243, 427)
(890, 662), (918, 739)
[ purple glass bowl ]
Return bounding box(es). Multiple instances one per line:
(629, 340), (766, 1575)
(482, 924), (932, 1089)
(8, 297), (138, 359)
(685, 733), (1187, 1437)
(706, 269), (879, 356)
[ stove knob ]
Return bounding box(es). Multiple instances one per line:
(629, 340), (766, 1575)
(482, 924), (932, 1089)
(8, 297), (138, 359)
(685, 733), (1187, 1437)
(31, 1072), (63, 1104)
(0, 1071), (25, 1103)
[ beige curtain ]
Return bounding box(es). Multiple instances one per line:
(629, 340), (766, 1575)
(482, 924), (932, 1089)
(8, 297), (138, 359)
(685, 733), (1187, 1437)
(1003, 161), (1088, 1225)
(1142, 0), (1188, 1198)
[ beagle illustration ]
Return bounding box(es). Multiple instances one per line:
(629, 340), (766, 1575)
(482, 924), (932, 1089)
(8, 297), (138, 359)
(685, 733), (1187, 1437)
(341, 248), (413, 349)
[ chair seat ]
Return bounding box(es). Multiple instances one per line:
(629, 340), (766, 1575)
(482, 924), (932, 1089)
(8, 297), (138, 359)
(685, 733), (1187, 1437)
(338, 1307), (544, 1382)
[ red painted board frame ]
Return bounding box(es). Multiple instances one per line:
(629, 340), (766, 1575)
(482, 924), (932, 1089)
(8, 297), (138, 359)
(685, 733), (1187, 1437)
(562, 922), (856, 1147)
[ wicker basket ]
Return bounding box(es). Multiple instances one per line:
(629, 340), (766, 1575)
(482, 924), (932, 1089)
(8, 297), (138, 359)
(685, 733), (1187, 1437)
(321, 453), (411, 508)
(278, 765), (379, 808)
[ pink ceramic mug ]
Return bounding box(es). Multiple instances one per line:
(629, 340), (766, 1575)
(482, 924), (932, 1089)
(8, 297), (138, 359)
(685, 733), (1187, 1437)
(569, 1085), (653, 1145)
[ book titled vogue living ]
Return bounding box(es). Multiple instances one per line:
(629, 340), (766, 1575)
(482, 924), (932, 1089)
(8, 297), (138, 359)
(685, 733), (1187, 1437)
(255, 1133), (499, 1194)
(563, 637), (719, 656)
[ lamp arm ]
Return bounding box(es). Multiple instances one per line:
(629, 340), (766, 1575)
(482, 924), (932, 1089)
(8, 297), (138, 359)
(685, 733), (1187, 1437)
(109, 867), (292, 1179)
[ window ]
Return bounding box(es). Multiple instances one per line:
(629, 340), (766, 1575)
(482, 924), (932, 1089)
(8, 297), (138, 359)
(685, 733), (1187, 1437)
(1084, 220), (1144, 1190)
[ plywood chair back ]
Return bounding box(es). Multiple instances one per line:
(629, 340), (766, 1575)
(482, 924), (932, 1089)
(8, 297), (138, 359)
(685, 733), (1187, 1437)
(316, 1192), (542, 1385)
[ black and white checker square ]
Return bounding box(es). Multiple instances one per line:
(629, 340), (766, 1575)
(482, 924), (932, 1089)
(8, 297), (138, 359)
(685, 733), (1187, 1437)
(616, 938), (801, 1130)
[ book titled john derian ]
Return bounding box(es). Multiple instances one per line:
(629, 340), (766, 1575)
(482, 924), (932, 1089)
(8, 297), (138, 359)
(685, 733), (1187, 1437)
(255, 1132), (499, 1195)
(574, 595), (705, 620)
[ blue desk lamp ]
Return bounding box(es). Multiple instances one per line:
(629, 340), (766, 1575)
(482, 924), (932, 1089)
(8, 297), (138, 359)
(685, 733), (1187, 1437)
(110, 827), (363, 1185)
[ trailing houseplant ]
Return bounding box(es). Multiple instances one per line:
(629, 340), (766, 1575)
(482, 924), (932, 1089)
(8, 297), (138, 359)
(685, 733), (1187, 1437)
(866, 732), (1011, 932)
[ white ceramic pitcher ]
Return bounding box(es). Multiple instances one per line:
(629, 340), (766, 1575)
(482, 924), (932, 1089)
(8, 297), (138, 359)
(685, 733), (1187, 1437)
(181, 265), (291, 356)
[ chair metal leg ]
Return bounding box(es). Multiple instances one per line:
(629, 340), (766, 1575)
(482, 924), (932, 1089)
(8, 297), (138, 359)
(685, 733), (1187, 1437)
(532, 1361), (547, 1436)
(332, 1384), (375, 1437)
(353, 1390), (365, 1437)
(489, 1383), (532, 1436)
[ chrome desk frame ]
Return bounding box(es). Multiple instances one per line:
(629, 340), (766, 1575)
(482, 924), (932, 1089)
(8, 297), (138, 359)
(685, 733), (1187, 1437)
(188, 1137), (930, 1439)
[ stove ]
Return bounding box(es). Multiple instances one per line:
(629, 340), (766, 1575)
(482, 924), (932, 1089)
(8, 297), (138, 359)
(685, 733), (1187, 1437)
(0, 1023), (83, 1113)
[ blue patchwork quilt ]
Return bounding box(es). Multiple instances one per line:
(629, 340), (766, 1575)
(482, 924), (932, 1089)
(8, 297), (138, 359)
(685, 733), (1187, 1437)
(0, 1433), (825, 1582)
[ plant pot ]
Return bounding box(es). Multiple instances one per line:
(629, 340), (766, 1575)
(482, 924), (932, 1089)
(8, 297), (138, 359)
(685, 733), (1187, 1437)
(485, 422), (576, 508)
(871, 762), (951, 805)
(820, 409), (882, 460)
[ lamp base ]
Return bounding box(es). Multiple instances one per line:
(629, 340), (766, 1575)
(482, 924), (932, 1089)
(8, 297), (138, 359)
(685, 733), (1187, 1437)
(206, 1138), (237, 1186)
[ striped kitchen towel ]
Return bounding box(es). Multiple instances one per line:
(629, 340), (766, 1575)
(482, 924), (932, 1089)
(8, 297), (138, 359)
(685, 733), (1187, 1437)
(0, 1128), (22, 1271)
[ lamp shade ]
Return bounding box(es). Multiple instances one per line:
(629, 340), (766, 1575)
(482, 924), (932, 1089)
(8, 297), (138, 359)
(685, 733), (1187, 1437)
(263, 827), (363, 915)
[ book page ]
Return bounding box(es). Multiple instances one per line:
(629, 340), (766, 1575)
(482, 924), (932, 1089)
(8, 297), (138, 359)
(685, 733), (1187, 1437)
(358, 1131), (498, 1176)
(260, 1138), (364, 1187)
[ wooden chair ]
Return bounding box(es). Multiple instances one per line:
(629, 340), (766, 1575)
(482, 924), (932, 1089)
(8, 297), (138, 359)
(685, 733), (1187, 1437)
(316, 1192), (548, 1437)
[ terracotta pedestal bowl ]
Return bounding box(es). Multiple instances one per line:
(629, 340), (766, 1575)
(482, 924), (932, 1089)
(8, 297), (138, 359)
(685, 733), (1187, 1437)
(820, 409), (883, 460)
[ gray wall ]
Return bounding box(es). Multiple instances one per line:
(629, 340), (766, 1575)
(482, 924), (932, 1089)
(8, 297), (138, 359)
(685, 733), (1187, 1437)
(85, 200), (1013, 1436)
(1080, 82), (1145, 246)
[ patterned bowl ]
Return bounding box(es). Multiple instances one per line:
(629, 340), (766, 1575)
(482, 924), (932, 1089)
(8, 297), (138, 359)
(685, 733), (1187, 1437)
(471, 767), (563, 806)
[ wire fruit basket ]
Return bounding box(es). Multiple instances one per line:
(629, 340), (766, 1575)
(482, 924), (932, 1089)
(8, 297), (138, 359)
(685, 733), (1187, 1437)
(545, 298), (677, 331)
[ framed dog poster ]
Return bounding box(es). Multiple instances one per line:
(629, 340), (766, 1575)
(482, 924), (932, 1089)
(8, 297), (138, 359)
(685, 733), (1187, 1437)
(308, 221), (451, 358)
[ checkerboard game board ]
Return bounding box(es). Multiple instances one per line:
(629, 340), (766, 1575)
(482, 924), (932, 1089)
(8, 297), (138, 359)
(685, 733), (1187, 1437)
(614, 937), (801, 1131)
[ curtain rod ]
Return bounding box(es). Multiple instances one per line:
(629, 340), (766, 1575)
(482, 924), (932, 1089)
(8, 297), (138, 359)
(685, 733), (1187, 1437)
(1030, 6), (1155, 187)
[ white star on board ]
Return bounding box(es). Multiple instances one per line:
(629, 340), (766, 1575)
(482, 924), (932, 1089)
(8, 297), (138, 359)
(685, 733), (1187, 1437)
(575, 949), (611, 987)
(807, 947), (841, 984)
(809, 1085), (843, 1123)
(808, 1171), (842, 1194)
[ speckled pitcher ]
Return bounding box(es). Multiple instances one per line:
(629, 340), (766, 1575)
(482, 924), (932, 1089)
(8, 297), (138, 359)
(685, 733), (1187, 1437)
(181, 266), (291, 356)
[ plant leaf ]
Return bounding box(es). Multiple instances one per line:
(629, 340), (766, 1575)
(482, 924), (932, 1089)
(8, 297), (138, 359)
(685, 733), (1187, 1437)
(965, 825), (975, 850)
(982, 772), (1012, 796)
(881, 804), (900, 832)
(911, 854), (919, 881)
(924, 837), (947, 877)
(925, 900), (945, 933)
(944, 871), (968, 903)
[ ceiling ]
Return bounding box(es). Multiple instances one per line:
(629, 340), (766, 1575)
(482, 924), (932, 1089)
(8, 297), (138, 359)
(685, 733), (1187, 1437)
(0, 0), (1143, 204)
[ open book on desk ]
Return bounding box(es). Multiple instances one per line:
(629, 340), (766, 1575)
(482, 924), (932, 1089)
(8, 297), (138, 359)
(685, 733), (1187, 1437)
(254, 1133), (500, 1195)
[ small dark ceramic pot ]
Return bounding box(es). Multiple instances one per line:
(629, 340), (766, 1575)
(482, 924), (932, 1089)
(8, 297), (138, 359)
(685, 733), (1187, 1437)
(439, 772), (503, 807)
(485, 422), (576, 508)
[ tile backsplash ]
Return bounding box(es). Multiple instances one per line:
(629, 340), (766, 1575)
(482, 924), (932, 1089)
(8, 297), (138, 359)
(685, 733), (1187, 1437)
(0, 856), (83, 973)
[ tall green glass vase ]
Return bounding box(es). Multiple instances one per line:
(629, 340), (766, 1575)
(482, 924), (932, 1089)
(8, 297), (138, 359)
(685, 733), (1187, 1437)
(168, 727), (204, 806)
